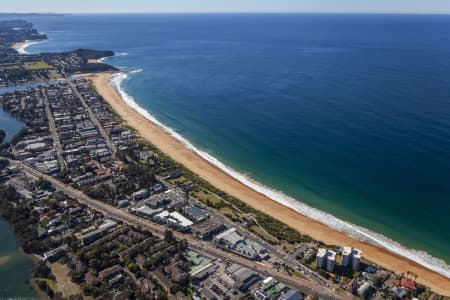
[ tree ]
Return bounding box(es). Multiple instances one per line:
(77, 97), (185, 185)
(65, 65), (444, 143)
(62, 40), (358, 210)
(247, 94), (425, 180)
(88, 258), (102, 270)
(36, 178), (52, 190)
(0, 129), (5, 144)
(33, 261), (55, 280)
(82, 285), (94, 296)
(164, 229), (174, 242)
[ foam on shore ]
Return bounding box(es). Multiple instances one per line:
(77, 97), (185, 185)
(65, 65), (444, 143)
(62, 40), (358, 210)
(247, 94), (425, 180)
(97, 52), (128, 63)
(109, 70), (450, 279)
(14, 40), (47, 54)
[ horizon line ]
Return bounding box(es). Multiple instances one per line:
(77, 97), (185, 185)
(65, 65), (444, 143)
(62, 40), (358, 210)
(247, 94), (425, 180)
(1, 11), (450, 15)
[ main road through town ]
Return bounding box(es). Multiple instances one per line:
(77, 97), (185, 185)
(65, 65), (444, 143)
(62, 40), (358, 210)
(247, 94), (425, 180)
(10, 158), (348, 300)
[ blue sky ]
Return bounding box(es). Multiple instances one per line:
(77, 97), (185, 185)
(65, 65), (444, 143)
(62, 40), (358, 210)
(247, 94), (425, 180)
(1, 0), (450, 14)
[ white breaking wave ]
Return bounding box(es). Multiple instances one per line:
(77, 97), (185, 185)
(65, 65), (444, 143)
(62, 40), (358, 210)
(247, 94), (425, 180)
(97, 52), (128, 63)
(14, 40), (48, 54)
(109, 70), (450, 279)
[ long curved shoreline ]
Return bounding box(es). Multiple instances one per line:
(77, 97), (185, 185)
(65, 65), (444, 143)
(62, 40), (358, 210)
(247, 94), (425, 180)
(105, 70), (450, 278)
(88, 72), (450, 295)
(12, 40), (47, 54)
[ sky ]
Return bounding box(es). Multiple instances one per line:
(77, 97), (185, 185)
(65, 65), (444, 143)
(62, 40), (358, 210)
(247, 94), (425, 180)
(1, 0), (450, 14)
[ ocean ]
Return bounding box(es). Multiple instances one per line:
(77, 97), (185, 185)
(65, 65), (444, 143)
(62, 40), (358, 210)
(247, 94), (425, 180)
(4, 13), (450, 277)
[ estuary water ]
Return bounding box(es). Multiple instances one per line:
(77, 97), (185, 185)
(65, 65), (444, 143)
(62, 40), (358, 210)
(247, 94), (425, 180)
(0, 218), (37, 298)
(6, 13), (450, 276)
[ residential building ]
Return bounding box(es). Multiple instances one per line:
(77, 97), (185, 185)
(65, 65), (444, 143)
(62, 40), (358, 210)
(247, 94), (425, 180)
(357, 281), (373, 298)
(342, 246), (352, 267)
(316, 248), (327, 269)
(326, 250), (336, 272)
(352, 248), (362, 270)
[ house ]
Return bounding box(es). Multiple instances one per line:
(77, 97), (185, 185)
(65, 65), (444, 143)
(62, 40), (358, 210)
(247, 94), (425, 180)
(80, 220), (117, 245)
(99, 264), (123, 280)
(166, 261), (189, 285)
(98, 219), (117, 231)
(109, 274), (125, 287)
(399, 277), (417, 291)
(357, 281), (373, 298)
(117, 199), (130, 208)
(149, 182), (165, 194)
(43, 244), (68, 262)
(135, 254), (147, 268)
(131, 189), (149, 201)
(391, 287), (407, 298)
(85, 271), (100, 286)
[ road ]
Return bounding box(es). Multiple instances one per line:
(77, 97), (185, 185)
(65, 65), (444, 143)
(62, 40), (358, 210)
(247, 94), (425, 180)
(11, 159), (347, 299)
(41, 87), (66, 172)
(67, 80), (118, 155)
(162, 177), (332, 288)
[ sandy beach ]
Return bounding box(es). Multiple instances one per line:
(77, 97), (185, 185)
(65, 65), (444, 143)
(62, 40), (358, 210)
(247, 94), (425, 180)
(12, 40), (46, 54)
(12, 42), (28, 54)
(88, 72), (450, 295)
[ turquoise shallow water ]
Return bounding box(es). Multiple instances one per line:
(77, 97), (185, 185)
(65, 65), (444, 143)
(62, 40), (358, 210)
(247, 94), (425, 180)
(3, 14), (450, 274)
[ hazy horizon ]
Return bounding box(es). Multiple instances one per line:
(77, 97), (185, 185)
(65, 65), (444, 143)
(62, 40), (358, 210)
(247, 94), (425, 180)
(2, 12), (450, 15)
(1, 0), (450, 14)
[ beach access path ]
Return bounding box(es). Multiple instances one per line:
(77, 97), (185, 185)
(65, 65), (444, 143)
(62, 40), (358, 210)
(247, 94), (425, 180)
(88, 72), (450, 296)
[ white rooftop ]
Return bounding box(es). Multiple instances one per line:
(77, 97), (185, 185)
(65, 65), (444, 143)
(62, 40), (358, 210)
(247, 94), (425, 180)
(343, 246), (352, 255)
(155, 210), (170, 218)
(215, 227), (237, 240)
(262, 276), (274, 284)
(317, 248), (327, 257)
(326, 250), (336, 261)
(352, 248), (362, 258)
(169, 211), (193, 227)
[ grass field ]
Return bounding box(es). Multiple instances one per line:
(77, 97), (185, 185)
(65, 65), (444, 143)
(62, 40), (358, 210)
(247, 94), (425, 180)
(249, 224), (279, 244)
(23, 61), (53, 70)
(0, 63), (21, 70)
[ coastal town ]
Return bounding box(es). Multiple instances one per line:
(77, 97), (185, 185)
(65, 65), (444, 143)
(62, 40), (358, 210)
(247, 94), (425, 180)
(0, 19), (448, 300)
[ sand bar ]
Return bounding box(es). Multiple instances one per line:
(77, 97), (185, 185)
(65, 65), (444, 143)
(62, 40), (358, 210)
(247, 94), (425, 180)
(89, 72), (450, 295)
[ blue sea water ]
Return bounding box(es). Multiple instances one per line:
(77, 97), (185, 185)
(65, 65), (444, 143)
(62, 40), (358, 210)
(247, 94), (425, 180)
(8, 14), (450, 275)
